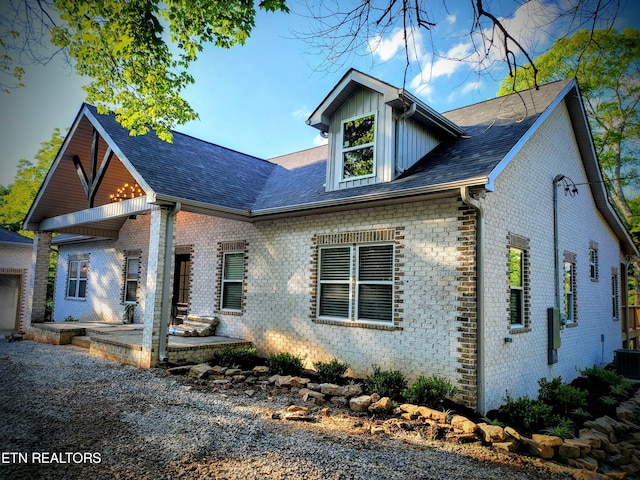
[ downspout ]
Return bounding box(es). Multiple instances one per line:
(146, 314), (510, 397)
(158, 202), (181, 362)
(394, 102), (417, 176)
(624, 257), (631, 349)
(461, 186), (485, 414)
(553, 175), (565, 312)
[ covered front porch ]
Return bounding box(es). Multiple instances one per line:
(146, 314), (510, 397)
(25, 322), (252, 367)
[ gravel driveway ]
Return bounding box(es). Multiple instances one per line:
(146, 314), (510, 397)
(0, 340), (580, 480)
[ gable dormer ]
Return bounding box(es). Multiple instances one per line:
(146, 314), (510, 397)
(307, 69), (463, 192)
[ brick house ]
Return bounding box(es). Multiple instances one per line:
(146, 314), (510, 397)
(0, 228), (33, 332)
(23, 70), (636, 413)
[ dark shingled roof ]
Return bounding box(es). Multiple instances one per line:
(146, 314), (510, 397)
(89, 79), (573, 214)
(0, 227), (32, 245)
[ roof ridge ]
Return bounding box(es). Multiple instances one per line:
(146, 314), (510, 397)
(442, 78), (573, 114)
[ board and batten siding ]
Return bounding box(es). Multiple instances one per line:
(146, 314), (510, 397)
(326, 86), (443, 190)
(327, 87), (394, 190)
(397, 116), (441, 174)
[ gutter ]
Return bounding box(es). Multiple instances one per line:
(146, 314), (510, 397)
(158, 202), (181, 362)
(460, 186), (485, 414)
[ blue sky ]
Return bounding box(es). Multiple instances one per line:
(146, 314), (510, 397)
(1, 0), (639, 186)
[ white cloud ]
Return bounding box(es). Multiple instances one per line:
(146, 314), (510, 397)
(368, 27), (423, 63)
(446, 14), (456, 24)
(292, 108), (311, 120)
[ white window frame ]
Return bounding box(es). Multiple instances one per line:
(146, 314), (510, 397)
(67, 259), (88, 300)
(589, 248), (599, 281)
(220, 251), (244, 312)
(124, 256), (139, 304)
(509, 247), (524, 327)
(612, 273), (620, 321)
(318, 243), (394, 324)
(563, 261), (576, 324)
(340, 112), (377, 182)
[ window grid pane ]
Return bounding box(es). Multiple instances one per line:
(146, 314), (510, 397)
(221, 252), (244, 311)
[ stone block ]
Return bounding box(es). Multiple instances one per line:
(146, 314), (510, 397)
(350, 395), (372, 412)
(418, 406), (447, 424)
(477, 423), (506, 443)
(189, 363), (213, 379)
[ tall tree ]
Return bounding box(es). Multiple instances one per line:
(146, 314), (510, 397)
(1, 0), (620, 141)
(497, 28), (640, 233)
(0, 128), (63, 235)
(1, 0), (289, 142)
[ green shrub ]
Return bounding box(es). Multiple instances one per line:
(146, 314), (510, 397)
(403, 375), (458, 408)
(364, 365), (407, 401)
(267, 352), (304, 376)
(500, 394), (554, 433)
(537, 376), (587, 415)
(580, 366), (629, 395)
(313, 358), (350, 384)
(543, 418), (575, 439)
(64, 315), (78, 322)
(213, 346), (258, 369)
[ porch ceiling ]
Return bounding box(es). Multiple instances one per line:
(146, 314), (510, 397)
(26, 115), (149, 235)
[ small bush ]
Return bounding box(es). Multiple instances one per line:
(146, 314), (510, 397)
(213, 346), (258, 369)
(364, 365), (407, 401)
(580, 366), (628, 396)
(543, 418), (575, 439)
(64, 315), (78, 322)
(403, 375), (458, 408)
(500, 394), (554, 434)
(537, 376), (587, 415)
(267, 352), (304, 376)
(314, 358), (349, 384)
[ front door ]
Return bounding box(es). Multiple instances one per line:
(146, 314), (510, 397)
(0, 275), (21, 330)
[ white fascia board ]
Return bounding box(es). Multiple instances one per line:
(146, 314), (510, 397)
(82, 108), (156, 200)
(485, 80), (577, 192)
(23, 104), (89, 229)
(39, 195), (152, 231)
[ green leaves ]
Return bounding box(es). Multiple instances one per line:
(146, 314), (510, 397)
(0, 129), (64, 234)
(47, 0), (289, 142)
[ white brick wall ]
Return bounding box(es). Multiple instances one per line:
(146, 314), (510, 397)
(54, 213), (151, 323)
(479, 100), (624, 410)
(0, 243), (33, 330)
(51, 98), (627, 412)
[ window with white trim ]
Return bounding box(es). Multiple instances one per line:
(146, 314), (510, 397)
(612, 272), (620, 321)
(67, 258), (88, 299)
(221, 251), (244, 311)
(124, 256), (139, 303)
(589, 246), (599, 281)
(318, 243), (393, 323)
(563, 260), (577, 324)
(341, 113), (376, 180)
(509, 247), (524, 327)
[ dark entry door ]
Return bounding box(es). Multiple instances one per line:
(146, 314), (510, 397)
(172, 253), (191, 315)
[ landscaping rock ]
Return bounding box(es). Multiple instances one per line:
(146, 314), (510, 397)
(189, 363), (213, 379)
(477, 423), (506, 443)
(564, 456), (599, 472)
(368, 397), (393, 413)
(350, 395), (372, 412)
(532, 434), (564, 447)
(252, 366), (269, 376)
(418, 406), (447, 424)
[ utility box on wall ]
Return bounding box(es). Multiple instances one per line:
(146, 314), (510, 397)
(548, 307), (561, 364)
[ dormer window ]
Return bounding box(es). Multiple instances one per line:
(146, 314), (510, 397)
(341, 113), (376, 180)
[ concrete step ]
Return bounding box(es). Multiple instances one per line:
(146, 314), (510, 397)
(71, 335), (91, 349)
